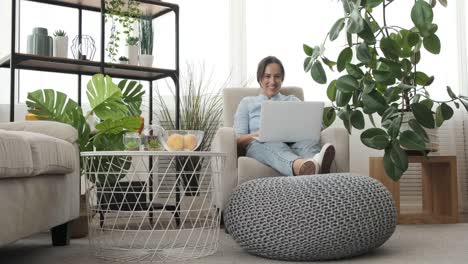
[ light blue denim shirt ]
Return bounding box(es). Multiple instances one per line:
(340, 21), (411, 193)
(234, 92), (300, 136)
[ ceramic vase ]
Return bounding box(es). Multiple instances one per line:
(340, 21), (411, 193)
(27, 27), (53, 56)
(53, 36), (68, 58)
(127, 45), (139, 65)
(138, 54), (154, 67)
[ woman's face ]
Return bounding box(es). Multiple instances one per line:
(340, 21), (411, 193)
(260, 63), (283, 98)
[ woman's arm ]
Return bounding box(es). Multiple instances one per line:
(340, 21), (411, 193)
(237, 131), (259, 149)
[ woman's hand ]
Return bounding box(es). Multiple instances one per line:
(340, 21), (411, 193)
(237, 131), (260, 149)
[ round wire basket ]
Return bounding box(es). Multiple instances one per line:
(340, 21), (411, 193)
(81, 151), (226, 263)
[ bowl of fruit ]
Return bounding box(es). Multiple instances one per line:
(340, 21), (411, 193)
(159, 130), (204, 151)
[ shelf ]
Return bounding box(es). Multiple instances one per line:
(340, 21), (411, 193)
(27, 0), (177, 17)
(1, 53), (175, 81)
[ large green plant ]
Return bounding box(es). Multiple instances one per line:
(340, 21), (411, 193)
(26, 74), (145, 185)
(304, 0), (468, 181)
(154, 64), (225, 151)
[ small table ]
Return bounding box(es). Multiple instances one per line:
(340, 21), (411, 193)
(369, 155), (458, 224)
(81, 151), (226, 262)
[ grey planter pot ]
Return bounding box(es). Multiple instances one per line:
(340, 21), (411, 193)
(27, 27), (53, 56)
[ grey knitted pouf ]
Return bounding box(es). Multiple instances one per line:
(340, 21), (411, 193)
(224, 173), (397, 261)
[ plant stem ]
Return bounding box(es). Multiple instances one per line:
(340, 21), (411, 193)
(383, 0), (390, 37)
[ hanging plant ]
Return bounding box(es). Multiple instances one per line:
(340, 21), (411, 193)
(105, 0), (142, 62)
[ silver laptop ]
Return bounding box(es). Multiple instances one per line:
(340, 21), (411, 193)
(255, 101), (324, 142)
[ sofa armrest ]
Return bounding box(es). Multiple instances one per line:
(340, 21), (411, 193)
(320, 127), (349, 172)
(0, 121), (78, 144)
(211, 127), (238, 210)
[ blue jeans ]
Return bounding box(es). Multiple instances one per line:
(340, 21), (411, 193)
(245, 139), (321, 176)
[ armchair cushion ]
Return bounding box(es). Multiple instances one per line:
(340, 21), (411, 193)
(0, 129), (34, 178)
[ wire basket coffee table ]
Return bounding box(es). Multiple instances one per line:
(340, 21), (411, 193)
(81, 151), (225, 263)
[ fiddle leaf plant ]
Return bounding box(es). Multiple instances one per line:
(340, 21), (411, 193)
(26, 73), (144, 185)
(304, 0), (467, 181)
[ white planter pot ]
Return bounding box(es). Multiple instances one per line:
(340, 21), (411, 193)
(53, 36), (68, 58)
(127, 45), (139, 65)
(401, 112), (439, 152)
(139, 54), (154, 67)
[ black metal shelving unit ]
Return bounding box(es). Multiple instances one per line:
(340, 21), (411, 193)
(1, 0), (180, 129)
(1, 0), (181, 225)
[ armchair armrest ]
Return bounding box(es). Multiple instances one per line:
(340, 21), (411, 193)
(0, 121), (78, 144)
(211, 127), (238, 210)
(320, 127), (349, 172)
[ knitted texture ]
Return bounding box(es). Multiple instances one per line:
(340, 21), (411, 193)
(224, 173), (397, 261)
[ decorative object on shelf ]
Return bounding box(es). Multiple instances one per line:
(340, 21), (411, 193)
(156, 129), (204, 152)
(138, 17), (154, 67)
(27, 27), (53, 56)
(123, 132), (141, 150)
(303, 0), (468, 181)
(126, 36), (139, 65)
(53, 29), (68, 58)
(118, 56), (129, 64)
(71, 35), (96, 60)
(154, 64), (226, 195)
(105, 0), (142, 62)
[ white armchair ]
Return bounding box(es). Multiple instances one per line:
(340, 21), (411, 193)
(212, 87), (350, 210)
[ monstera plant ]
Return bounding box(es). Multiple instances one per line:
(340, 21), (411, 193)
(26, 73), (144, 185)
(304, 0), (468, 181)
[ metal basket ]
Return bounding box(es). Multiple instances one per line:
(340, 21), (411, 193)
(81, 151), (225, 263)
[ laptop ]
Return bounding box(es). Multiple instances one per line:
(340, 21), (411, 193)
(255, 101), (324, 142)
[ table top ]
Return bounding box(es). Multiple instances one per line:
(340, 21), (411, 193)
(81, 150), (226, 157)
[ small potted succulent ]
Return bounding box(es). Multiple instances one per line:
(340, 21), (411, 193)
(118, 56), (129, 64)
(126, 36), (139, 65)
(53, 29), (68, 58)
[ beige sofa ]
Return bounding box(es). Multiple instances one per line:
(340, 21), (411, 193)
(0, 121), (80, 246)
(212, 87), (350, 210)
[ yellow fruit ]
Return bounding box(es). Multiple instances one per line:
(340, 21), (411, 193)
(167, 133), (184, 151)
(183, 134), (198, 150)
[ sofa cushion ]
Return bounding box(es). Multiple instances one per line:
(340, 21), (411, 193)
(0, 129), (75, 179)
(18, 131), (75, 176)
(0, 129), (34, 178)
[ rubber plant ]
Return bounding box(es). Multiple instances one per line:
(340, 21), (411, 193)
(26, 74), (145, 185)
(303, 0), (468, 181)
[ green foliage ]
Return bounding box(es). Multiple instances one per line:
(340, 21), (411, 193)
(105, 0), (142, 62)
(53, 29), (67, 37)
(304, 0), (465, 181)
(139, 17), (154, 55)
(26, 74), (144, 184)
(154, 64), (226, 151)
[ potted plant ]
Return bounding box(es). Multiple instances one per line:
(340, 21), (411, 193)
(303, 0), (468, 181)
(26, 74), (146, 226)
(139, 16), (154, 67)
(118, 56), (129, 64)
(53, 29), (68, 58)
(105, 0), (142, 62)
(154, 64), (226, 195)
(126, 36), (139, 65)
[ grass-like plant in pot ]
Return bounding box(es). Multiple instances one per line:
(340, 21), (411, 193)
(138, 16), (154, 67)
(303, 0), (468, 181)
(153, 64), (226, 195)
(26, 73), (145, 186)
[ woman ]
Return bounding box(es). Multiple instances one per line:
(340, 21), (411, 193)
(233, 56), (335, 176)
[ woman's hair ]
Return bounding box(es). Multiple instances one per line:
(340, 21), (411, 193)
(256, 56), (285, 84)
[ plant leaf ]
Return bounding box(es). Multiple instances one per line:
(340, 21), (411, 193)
(390, 140), (409, 171)
(380, 37), (401, 60)
(362, 90), (387, 114)
(95, 116), (142, 134)
(411, 103), (435, 128)
(400, 130), (426, 150)
(350, 109), (365, 129)
(347, 8), (365, 34)
(337, 47), (353, 72)
(329, 18), (346, 41)
(384, 146), (404, 181)
(311, 61), (327, 84)
(361, 128), (390, 149)
(423, 34), (441, 54)
(336, 75), (358, 93)
(411, 0), (434, 29)
(118, 79), (145, 117)
(408, 119), (430, 142)
(327, 80), (337, 101)
(345, 63), (364, 79)
(357, 42), (372, 63)
(303, 44), (314, 56)
(87, 74), (127, 120)
(335, 89), (353, 107)
(323, 107), (336, 127)
(366, 0), (384, 8)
